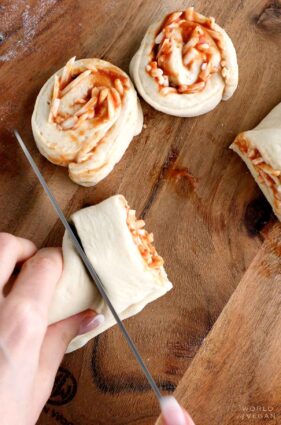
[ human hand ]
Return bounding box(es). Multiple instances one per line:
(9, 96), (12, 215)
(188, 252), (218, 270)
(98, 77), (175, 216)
(160, 396), (195, 425)
(0, 233), (104, 425)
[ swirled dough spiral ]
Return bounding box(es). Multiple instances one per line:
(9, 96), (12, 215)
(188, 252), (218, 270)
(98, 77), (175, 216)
(231, 102), (281, 221)
(48, 195), (173, 352)
(130, 8), (238, 117)
(32, 58), (143, 186)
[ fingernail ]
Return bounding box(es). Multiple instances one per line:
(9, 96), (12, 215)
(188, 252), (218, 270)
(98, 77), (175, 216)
(160, 396), (193, 425)
(78, 314), (105, 335)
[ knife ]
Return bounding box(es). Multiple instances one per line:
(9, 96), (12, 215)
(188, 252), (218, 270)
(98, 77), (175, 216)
(14, 130), (163, 403)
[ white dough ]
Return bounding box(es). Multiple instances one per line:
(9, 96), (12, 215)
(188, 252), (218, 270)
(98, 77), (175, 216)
(32, 58), (143, 187)
(48, 195), (173, 352)
(130, 8), (238, 117)
(230, 102), (281, 221)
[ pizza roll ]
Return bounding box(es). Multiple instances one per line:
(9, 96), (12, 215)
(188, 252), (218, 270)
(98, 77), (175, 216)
(32, 58), (143, 186)
(130, 7), (238, 117)
(231, 102), (281, 220)
(48, 195), (172, 352)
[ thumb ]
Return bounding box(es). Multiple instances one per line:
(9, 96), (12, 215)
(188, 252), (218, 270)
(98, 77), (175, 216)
(40, 309), (105, 372)
(31, 310), (104, 423)
(34, 311), (104, 406)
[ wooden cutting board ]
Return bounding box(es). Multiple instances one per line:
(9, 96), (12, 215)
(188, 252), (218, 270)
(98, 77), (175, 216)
(0, 0), (280, 424)
(156, 222), (281, 425)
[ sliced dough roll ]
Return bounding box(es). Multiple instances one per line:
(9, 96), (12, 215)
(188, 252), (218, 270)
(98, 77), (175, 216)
(130, 7), (238, 117)
(231, 102), (281, 220)
(48, 195), (173, 352)
(32, 58), (143, 186)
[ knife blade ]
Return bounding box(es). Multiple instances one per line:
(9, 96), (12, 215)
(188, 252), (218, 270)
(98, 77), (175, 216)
(14, 129), (163, 403)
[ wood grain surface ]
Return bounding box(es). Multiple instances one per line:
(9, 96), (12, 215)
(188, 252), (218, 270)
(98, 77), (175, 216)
(157, 222), (281, 425)
(0, 0), (280, 424)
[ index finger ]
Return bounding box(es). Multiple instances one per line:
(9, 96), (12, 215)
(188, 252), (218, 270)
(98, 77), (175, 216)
(0, 233), (37, 293)
(11, 247), (63, 314)
(160, 397), (195, 425)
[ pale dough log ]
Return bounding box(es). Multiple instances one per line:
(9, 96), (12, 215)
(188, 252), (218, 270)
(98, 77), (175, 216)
(48, 195), (173, 353)
(230, 102), (281, 221)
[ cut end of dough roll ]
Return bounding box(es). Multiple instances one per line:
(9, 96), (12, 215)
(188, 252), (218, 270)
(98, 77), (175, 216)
(32, 57), (143, 187)
(130, 7), (238, 117)
(48, 195), (173, 352)
(230, 102), (281, 221)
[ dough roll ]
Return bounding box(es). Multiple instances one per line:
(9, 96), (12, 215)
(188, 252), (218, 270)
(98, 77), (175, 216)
(48, 195), (173, 352)
(130, 7), (238, 117)
(231, 102), (281, 221)
(32, 58), (143, 186)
